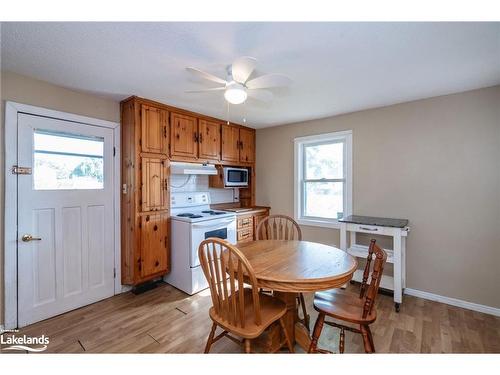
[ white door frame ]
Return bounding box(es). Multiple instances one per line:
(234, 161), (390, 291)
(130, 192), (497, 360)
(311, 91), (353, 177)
(4, 101), (123, 329)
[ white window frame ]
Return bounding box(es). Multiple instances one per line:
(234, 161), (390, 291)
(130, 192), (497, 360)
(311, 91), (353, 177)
(294, 130), (352, 229)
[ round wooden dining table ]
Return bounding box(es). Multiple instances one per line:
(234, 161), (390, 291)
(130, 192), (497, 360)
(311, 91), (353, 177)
(237, 240), (357, 352)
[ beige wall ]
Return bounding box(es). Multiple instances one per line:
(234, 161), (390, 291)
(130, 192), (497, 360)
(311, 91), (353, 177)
(256, 86), (500, 309)
(0, 71), (120, 325)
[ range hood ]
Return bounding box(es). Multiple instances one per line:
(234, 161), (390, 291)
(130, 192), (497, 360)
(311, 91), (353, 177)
(170, 162), (217, 175)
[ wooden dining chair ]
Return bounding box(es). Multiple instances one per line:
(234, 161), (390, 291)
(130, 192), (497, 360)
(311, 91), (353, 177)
(308, 239), (387, 354)
(198, 238), (294, 353)
(255, 214), (310, 331)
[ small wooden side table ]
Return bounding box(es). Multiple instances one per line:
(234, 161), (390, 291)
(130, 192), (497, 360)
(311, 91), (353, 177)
(339, 215), (410, 312)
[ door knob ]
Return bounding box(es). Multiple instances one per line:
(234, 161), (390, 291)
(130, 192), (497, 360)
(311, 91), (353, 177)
(21, 234), (42, 242)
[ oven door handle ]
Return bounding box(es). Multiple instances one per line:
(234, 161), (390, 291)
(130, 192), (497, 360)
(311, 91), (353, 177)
(192, 218), (235, 228)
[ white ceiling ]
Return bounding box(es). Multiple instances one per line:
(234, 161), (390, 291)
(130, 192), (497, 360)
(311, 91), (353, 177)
(1, 22), (499, 128)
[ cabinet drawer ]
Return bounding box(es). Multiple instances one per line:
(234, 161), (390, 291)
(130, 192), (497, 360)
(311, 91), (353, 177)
(345, 223), (398, 236)
(237, 228), (253, 242)
(237, 216), (254, 229)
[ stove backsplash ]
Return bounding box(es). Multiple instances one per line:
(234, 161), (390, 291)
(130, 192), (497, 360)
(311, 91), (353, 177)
(170, 174), (239, 204)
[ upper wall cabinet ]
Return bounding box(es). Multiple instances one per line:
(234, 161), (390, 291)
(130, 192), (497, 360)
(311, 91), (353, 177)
(221, 124), (256, 164)
(221, 124), (241, 163)
(198, 119), (221, 162)
(140, 104), (168, 154)
(170, 112), (198, 159)
(239, 127), (255, 163)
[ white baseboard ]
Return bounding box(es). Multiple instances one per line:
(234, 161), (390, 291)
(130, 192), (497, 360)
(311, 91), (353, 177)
(405, 288), (500, 317)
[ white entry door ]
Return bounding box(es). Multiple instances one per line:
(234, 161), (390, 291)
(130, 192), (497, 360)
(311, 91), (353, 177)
(17, 113), (115, 327)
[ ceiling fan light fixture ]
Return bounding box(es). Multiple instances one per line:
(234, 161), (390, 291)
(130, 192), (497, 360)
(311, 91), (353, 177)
(224, 82), (247, 104)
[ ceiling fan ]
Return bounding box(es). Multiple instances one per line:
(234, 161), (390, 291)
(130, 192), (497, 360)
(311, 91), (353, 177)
(185, 56), (292, 105)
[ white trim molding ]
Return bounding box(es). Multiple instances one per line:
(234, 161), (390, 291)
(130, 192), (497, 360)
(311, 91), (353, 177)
(3, 101), (122, 329)
(294, 130), (353, 229)
(405, 288), (500, 317)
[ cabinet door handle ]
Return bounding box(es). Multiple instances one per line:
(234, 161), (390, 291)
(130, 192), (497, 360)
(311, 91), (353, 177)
(198, 133), (203, 143)
(194, 132), (198, 143)
(163, 126), (167, 138)
(164, 178), (168, 191)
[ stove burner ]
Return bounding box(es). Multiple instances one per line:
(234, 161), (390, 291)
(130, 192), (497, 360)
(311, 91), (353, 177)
(212, 211), (226, 215)
(201, 210), (214, 214)
(177, 213), (204, 219)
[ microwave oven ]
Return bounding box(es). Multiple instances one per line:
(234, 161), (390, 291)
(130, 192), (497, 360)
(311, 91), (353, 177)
(223, 167), (249, 187)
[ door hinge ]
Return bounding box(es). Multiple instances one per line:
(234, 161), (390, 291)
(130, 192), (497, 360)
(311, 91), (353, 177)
(113, 147), (116, 157)
(113, 268), (116, 279)
(12, 166), (32, 175)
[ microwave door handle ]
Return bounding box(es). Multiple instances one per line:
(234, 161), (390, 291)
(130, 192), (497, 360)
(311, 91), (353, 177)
(192, 218), (235, 228)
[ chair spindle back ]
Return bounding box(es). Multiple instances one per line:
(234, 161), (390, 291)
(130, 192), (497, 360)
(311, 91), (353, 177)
(360, 240), (387, 319)
(198, 238), (262, 328)
(256, 214), (302, 241)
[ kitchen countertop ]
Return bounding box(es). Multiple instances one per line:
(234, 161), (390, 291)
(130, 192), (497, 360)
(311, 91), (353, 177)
(221, 206), (270, 215)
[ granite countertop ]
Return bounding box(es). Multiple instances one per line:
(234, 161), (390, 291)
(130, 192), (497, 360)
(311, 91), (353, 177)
(339, 215), (409, 228)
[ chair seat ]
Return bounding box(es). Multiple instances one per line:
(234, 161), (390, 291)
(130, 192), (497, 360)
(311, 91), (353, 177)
(313, 289), (377, 324)
(209, 289), (287, 339)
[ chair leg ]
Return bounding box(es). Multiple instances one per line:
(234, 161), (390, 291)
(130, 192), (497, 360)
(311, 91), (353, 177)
(244, 339), (251, 353)
(204, 322), (217, 354)
(299, 293), (310, 331)
(366, 325), (375, 353)
(279, 317), (294, 353)
(339, 327), (345, 354)
(308, 313), (325, 353)
(360, 325), (373, 353)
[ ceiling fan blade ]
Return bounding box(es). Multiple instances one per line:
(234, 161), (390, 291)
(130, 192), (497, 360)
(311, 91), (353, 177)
(247, 89), (274, 102)
(246, 74), (292, 89)
(186, 67), (227, 85)
(185, 87), (226, 93)
(231, 56), (257, 84)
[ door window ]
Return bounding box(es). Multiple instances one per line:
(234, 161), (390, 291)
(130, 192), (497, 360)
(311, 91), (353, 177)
(33, 130), (104, 190)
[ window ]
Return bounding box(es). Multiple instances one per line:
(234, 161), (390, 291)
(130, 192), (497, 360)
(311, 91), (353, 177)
(294, 130), (352, 228)
(33, 130), (104, 190)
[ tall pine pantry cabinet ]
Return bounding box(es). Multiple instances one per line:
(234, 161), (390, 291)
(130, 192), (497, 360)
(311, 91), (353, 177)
(121, 97), (170, 285)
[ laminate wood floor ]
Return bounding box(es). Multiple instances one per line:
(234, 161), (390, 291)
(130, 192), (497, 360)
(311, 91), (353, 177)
(2, 282), (499, 354)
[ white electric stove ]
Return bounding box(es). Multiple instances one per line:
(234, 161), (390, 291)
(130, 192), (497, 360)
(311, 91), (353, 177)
(165, 191), (236, 295)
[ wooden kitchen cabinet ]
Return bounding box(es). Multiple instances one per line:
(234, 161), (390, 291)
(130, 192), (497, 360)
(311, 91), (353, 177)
(141, 157), (168, 212)
(140, 213), (169, 277)
(170, 114), (222, 163)
(121, 97), (171, 286)
(121, 95), (258, 285)
(235, 207), (270, 244)
(221, 124), (241, 162)
(239, 127), (255, 163)
(170, 112), (198, 159)
(140, 104), (168, 154)
(221, 124), (256, 164)
(198, 119), (221, 162)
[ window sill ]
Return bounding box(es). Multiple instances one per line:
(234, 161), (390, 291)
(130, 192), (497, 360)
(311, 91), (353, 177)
(296, 218), (341, 229)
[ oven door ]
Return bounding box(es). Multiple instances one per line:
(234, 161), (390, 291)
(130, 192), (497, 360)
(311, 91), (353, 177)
(190, 218), (237, 268)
